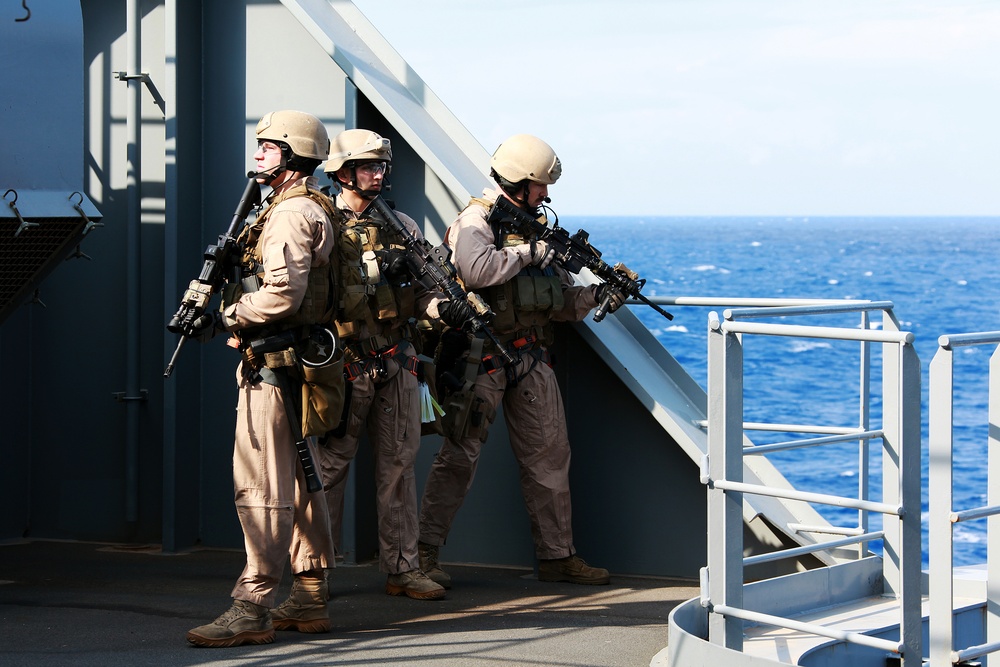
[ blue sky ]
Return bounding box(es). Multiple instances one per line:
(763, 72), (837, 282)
(352, 1), (999, 217)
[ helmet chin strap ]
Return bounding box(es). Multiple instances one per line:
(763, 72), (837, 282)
(341, 181), (381, 200)
(509, 184), (538, 213)
(255, 163), (287, 186)
(255, 145), (291, 187)
(341, 166), (387, 200)
(497, 177), (538, 213)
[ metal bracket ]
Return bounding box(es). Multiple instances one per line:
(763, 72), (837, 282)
(3, 189), (39, 237)
(112, 390), (149, 403)
(66, 246), (92, 261)
(65, 192), (103, 261)
(69, 192), (104, 237)
(113, 71), (166, 117)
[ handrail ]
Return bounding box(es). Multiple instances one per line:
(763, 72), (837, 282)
(951, 505), (1000, 524)
(703, 301), (922, 663)
(724, 301), (896, 320)
(708, 479), (902, 516)
(743, 531), (885, 567)
(717, 319), (913, 344)
(928, 333), (1000, 667)
(709, 604), (903, 655)
(938, 331), (1000, 349)
(695, 420), (868, 434)
(742, 430), (884, 456)
(638, 296), (872, 308)
(788, 523), (866, 536)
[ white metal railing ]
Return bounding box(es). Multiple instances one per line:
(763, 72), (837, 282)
(698, 300), (923, 663)
(928, 331), (1000, 667)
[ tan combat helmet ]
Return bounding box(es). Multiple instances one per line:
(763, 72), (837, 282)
(490, 134), (562, 185)
(324, 129), (392, 173)
(256, 110), (330, 161)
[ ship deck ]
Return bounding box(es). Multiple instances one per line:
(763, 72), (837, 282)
(0, 539), (697, 667)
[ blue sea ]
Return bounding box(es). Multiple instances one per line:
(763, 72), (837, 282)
(564, 215), (1000, 568)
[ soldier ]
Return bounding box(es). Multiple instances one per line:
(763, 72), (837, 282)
(418, 134), (625, 588)
(184, 110), (342, 647)
(317, 129), (472, 600)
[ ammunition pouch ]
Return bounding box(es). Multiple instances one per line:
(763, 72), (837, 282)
(482, 267), (563, 333)
(514, 272), (563, 313)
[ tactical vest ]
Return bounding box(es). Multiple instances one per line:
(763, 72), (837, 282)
(334, 214), (416, 340)
(222, 182), (343, 334)
(469, 197), (563, 343)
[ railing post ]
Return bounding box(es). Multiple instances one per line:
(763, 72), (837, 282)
(707, 314), (744, 650)
(858, 311), (871, 559)
(882, 312), (923, 665)
(928, 344), (954, 667)
(989, 346), (1000, 655)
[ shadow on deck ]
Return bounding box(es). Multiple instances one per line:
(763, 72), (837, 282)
(0, 539), (697, 667)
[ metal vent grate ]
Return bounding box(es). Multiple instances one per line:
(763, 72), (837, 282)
(0, 217), (93, 324)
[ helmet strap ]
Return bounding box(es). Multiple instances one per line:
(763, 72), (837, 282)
(498, 178), (535, 213)
(339, 165), (383, 200)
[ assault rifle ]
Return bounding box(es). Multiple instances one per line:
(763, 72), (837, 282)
(164, 173), (324, 494)
(490, 196), (673, 323)
(164, 173), (262, 378)
(361, 195), (518, 368)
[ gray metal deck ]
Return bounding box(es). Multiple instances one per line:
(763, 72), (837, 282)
(0, 539), (696, 667)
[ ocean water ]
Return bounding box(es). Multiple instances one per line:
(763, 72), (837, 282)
(563, 215), (1000, 568)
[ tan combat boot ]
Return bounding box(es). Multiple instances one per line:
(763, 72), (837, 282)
(418, 541), (452, 589)
(538, 555), (611, 585)
(385, 569), (446, 600)
(186, 599), (275, 648)
(270, 574), (331, 633)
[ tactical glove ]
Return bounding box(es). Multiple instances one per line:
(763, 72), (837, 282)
(529, 240), (555, 269)
(376, 248), (410, 282)
(594, 283), (626, 314)
(438, 298), (476, 330)
(185, 311), (224, 342)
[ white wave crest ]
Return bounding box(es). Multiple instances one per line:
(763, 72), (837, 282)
(790, 340), (833, 353)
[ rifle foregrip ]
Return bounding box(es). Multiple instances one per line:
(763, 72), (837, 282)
(593, 294), (613, 323)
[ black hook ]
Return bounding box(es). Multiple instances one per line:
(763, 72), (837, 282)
(16, 0), (30, 22)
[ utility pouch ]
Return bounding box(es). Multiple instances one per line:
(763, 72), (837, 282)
(338, 226), (369, 323)
(300, 351), (346, 439)
(438, 336), (494, 442)
(439, 384), (495, 443)
(334, 319), (360, 339)
(485, 282), (516, 331)
(374, 282), (398, 320)
(514, 275), (540, 311)
(513, 273), (563, 312)
(221, 281), (244, 313)
(540, 274), (564, 311)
